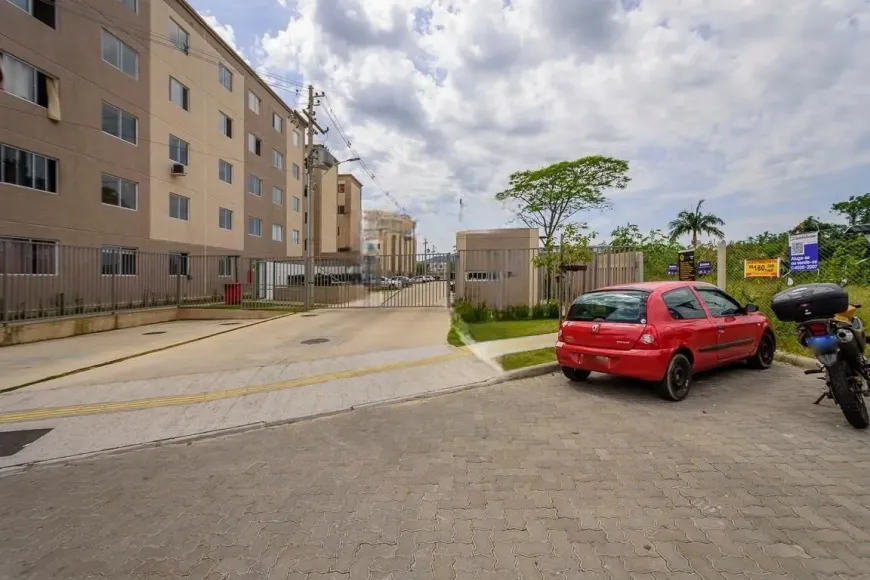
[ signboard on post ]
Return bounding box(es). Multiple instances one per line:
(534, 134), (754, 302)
(698, 261), (712, 276)
(744, 258), (781, 278)
(789, 232), (819, 272)
(678, 249), (695, 281)
(667, 264), (678, 276)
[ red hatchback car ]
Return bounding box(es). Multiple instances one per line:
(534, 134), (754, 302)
(556, 281), (775, 401)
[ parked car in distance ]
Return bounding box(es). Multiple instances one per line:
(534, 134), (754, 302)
(556, 281), (775, 401)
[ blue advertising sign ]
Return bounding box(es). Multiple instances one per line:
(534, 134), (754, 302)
(789, 232), (819, 272)
(667, 263), (678, 276)
(698, 261), (712, 275)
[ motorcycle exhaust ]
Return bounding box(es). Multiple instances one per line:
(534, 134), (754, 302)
(838, 329), (855, 343)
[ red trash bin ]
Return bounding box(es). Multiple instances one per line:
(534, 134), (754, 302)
(224, 283), (242, 305)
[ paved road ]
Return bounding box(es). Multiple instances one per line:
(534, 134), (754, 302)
(3, 363), (870, 579)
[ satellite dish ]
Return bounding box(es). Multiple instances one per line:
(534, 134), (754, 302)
(786, 277), (794, 286)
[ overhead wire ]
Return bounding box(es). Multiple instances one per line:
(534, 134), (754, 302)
(319, 94), (411, 217)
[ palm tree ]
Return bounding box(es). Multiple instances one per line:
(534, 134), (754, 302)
(668, 199), (725, 248)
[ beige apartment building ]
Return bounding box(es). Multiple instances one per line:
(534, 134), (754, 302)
(0, 0), (306, 271)
(363, 209), (417, 275)
(336, 173), (362, 254)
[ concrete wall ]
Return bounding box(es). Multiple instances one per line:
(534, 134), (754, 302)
(456, 228), (540, 309)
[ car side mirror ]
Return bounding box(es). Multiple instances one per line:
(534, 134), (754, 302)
(745, 304), (759, 313)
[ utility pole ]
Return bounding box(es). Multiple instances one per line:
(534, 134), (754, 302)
(303, 84), (324, 311)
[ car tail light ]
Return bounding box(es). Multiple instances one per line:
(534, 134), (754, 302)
(635, 325), (660, 349)
(557, 322), (565, 342)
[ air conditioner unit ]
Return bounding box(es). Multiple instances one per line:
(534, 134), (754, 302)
(170, 163), (186, 176)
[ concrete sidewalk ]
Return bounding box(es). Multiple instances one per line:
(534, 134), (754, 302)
(0, 317), (275, 392)
(466, 332), (558, 364)
(0, 347), (499, 469)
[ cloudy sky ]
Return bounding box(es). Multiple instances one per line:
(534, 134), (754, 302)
(193, 0), (870, 252)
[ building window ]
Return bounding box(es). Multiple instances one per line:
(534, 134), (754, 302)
(247, 90), (260, 114)
(218, 159), (233, 183)
(248, 133), (261, 156)
(101, 29), (138, 78)
(272, 149), (284, 170)
(1, 143), (58, 193)
(217, 256), (234, 278)
(101, 174), (137, 210)
(272, 113), (283, 134)
(101, 102), (138, 144)
(338, 205), (346, 215)
(218, 207), (233, 230)
(292, 196), (300, 212)
(219, 112), (233, 138)
(465, 271), (501, 282)
(292, 130), (300, 147)
(169, 134), (189, 165)
(169, 251), (189, 276)
(338, 183), (345, 194)
(248, 216), (262, 237)
(292, 229), (300, 245)
(100, 246), (137, 276)
(272, 223), (283, 242)
(169, 77), (189, 110)
(0, 236), (57, 275)
(272, 186), (283, 206)
(7, 0), (55, 28)
(248, 174), (262, 196)
(1, 53), (50, 107)
(169, 192), (189, 221)
(169, 19), (189, 54)
(218, 63), (233, 91)
(120, 0), (137, 13)
(291, 163), (300, 180)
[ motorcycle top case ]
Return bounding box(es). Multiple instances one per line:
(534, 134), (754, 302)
(771, 283), (849, 323)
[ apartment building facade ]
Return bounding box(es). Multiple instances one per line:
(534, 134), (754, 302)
(363, 209), (417, 276)
(0, 0), (306, 275)
(336, 173), (362, 254)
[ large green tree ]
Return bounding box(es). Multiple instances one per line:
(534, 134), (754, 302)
(495, 156), (630, 246)
(832, 194), (870, 226)
(667, 199), (726, 248)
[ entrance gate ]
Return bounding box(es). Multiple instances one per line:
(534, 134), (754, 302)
(251, 253), (455, 309)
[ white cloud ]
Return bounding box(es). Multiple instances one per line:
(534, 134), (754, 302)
(258, 0), (870, 251)
(200, 12), (241, 54)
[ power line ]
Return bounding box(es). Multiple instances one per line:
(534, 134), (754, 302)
(319, 94), (411, 217)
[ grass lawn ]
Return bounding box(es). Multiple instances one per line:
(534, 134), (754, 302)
(465, 319), (560, 342)
(498, 347), (557, 370)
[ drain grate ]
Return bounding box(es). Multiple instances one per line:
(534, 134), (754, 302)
(142, 331), (167, 335)
(219, 322), (242, 326)
(0, 429), (53, 457)
(301, 338), (329, 345)
(301, 314), (318, 318)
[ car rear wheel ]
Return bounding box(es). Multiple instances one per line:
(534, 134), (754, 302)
(747, 332), (776, 370)
(562, 367), (591, 382)
(657, 354), (693, 401)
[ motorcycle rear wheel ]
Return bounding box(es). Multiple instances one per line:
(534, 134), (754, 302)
(829, 361), (870, 429)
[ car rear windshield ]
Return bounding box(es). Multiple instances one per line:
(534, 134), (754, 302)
(566, 290), (649, 323)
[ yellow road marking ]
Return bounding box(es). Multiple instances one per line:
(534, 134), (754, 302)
(0, 349), (472, 425)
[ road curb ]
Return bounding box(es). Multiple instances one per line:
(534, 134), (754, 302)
(774, 350), (818, 370)
(0, 312), (296, 395)
(0, 361), (561, 475)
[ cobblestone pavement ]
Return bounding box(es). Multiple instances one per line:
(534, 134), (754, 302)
(3, 362), (870, 579)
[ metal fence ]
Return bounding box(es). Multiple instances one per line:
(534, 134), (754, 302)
(453, 246), (644, 311)
(0, 241), (460, 321)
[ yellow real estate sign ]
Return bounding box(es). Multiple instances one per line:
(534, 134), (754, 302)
(744, 258), (781, 278)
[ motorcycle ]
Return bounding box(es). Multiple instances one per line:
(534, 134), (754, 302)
(772, 281), (870, 429)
